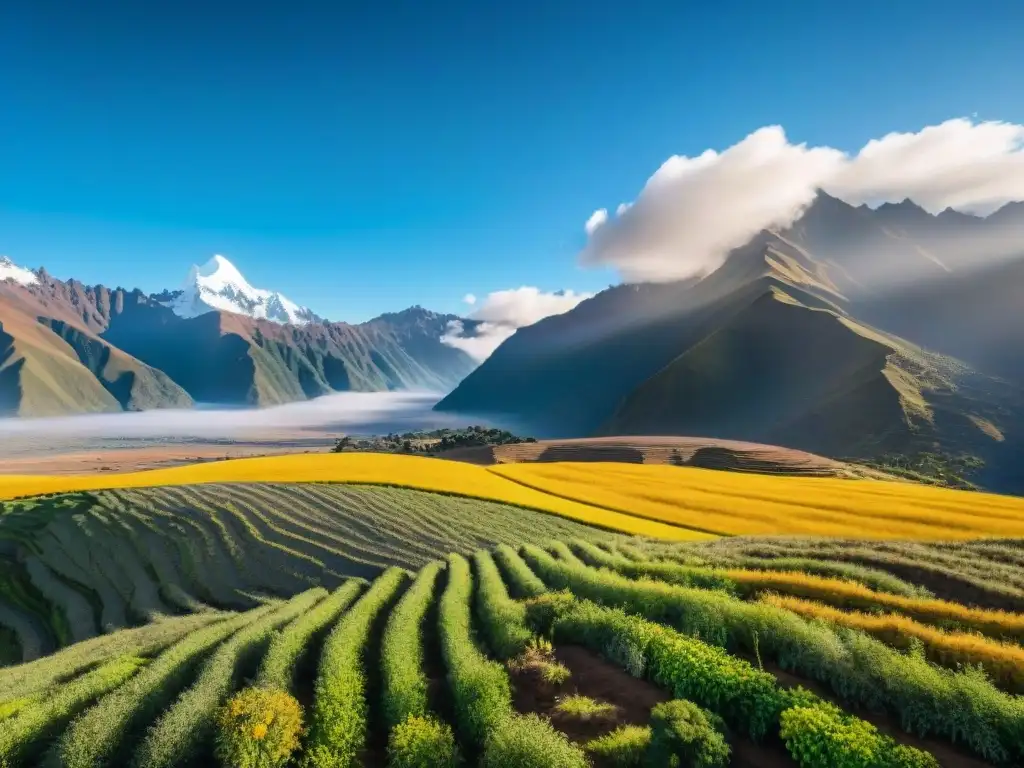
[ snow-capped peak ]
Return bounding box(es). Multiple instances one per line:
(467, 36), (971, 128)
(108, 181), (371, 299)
(0, 256), (38, 286)
(164, 254), (317, 325)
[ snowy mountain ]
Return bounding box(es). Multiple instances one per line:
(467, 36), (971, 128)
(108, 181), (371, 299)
(0, 256), (38, 286)
(162, 254), (319, 325)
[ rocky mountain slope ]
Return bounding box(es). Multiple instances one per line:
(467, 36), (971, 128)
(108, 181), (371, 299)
(0, 260), (476, 416)
(437, 195), (1024, 492)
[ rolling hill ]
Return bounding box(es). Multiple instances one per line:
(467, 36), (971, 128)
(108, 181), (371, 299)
(437, 195), (1024, 492)
(0, 260), (476, 415)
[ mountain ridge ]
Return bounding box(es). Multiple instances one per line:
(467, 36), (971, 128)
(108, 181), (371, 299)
(436, 196), (1024, 492)
(0, 263), (477, 416)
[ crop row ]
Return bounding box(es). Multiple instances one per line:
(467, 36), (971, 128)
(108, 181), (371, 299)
(1, 481), (624, 654)
(304, 567), (407, 768)
(528, 592), (936, 767)
(693, 536), (1024, 610)
(569, 537), (1024, 642)
(56, 605), (278, 768)
(133, 589), (327, 768)
(761, 593), (1024, 693)
(440, 553), (587, 767)
(521, 543), (1024, 765)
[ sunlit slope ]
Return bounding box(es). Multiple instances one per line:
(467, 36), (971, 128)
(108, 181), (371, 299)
(490, 462), (1024, 539)
(0, 453), (705, 540)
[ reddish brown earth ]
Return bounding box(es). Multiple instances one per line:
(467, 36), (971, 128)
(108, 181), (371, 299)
(509, 644), (797, 768)
(440, 436), (888, 479)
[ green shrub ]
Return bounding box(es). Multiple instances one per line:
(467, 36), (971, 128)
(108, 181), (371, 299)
(257, 581), (363, 692)
(521, 544), (1024, 766)
(480, 713), (588, 768)
(382, 562), (444, 730)
(647, 699), (730, 768)
(387, 714), (459, 768)
(473, 550), (533, 660)
(584, 725), (652, 767)
(214, 687), (303, 768)
(492, 544), (547, 598)
(303, 568), (407, 768)
(133, 589), (325, 768)
(780, 701), (939, 768)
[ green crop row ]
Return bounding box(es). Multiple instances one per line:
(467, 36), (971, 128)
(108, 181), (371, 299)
(529, 592), (936, 768)
(133, 589), (326, 768)
(437, 554), (512, 746)
(0, 611), (230, 705)
(472, 550), (533, 660)
(55, 603), (277, 768)
(567, 539), (737, 593)
(492, 544), (546, 599)
(382, 561), (444, 729)
(0, 654), (146, 766)
(257, 580), (364, 692)
(439, 554), (586, 767)
(780, 701), (939, 768)
(304, 567), (407, 768)
(520, 544), (1024, 766)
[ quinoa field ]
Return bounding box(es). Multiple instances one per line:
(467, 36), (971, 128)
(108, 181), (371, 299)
(0, 456), (1023, 767)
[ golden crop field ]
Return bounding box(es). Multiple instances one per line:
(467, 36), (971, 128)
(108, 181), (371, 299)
(490, 462), (1024, 539)
(0, 453), (706, 541)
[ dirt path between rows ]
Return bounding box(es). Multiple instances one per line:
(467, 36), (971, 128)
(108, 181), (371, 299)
(509, 644), (796, 768)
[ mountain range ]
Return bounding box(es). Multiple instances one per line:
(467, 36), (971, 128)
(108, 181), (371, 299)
(0, 255), (477, 416)
(437, 193), (1024, 493)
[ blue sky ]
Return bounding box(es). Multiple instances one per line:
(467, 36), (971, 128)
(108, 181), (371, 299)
(1, 1), (1022, 322)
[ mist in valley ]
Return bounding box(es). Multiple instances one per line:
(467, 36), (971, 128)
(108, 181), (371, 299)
(0, 392), (479, 458)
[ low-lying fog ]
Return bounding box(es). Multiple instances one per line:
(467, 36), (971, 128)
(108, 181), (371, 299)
(0, 392), (479, 457)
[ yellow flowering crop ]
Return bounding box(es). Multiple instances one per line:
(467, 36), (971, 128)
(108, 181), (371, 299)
(491, 462), (1024, 539)
(0, 454), (707, 540)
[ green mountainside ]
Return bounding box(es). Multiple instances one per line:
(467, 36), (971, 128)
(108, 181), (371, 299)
(437, 196), (1024, 492)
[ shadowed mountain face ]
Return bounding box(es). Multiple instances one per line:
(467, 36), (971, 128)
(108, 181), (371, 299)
(437, 195), (1024, 492)
(0, 273), (476, 416)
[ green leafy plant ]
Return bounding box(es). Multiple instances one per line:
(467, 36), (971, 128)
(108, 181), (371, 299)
(553, 694), (618, 720)
(647, 699), (730, 768)
(387, 714), (459, 768)
(584, 725), (652, 767)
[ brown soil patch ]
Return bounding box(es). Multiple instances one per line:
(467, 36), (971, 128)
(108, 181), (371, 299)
(440, 436), (887, 480)
(510, 645), (796, 768)
(0, 444), (316, 475)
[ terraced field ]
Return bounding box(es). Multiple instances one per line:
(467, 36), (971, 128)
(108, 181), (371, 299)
(0, 484), (625, 662)
(1, 537), (1022, 768)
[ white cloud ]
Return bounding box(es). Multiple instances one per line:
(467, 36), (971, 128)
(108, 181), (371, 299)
(585, 209), (608, 235)
(582, 118), (1024, 282)
(462, 293), (477, 305)
(441, 287), (593, 361)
